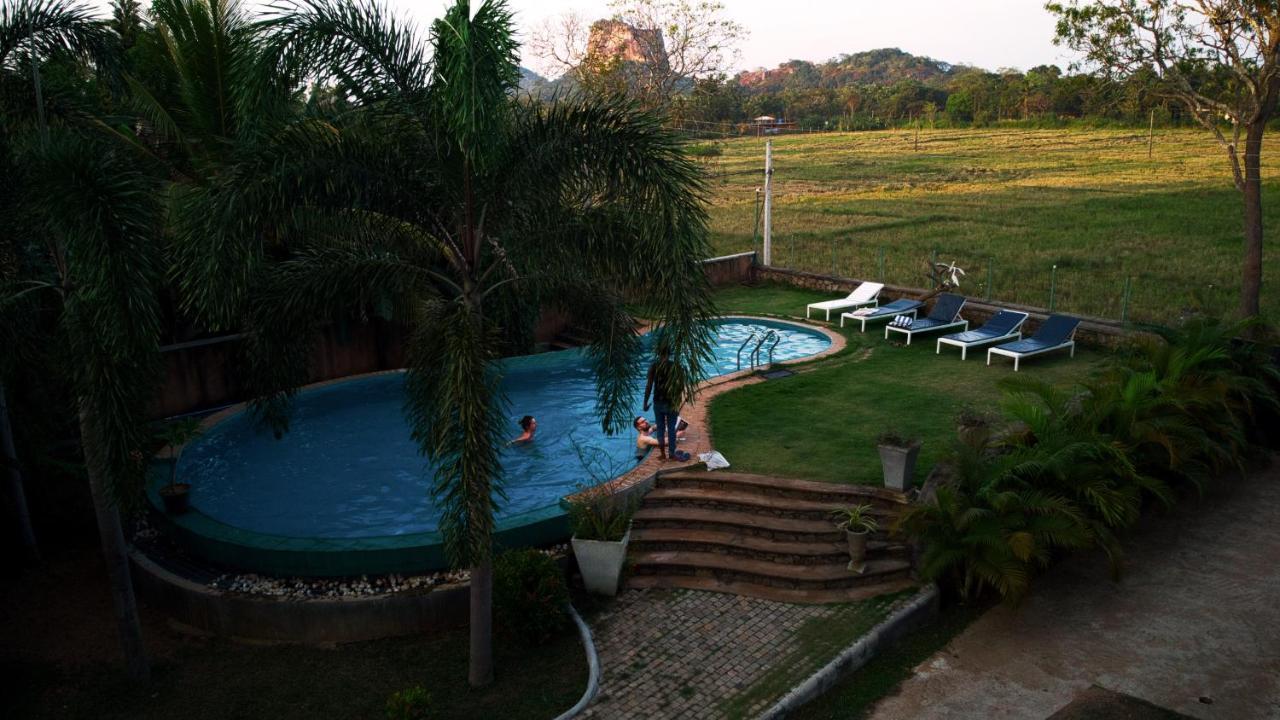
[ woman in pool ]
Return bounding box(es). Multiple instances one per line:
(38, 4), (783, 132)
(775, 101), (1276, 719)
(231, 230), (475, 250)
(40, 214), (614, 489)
(512, 415), (537, 444)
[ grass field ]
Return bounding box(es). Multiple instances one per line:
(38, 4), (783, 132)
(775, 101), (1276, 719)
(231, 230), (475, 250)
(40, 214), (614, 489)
(707, 284), (1103, 485)
(702, 128), (1280, 324)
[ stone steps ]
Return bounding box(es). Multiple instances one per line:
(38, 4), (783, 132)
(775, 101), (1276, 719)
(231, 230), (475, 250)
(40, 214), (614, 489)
(624, 471), (916, 602)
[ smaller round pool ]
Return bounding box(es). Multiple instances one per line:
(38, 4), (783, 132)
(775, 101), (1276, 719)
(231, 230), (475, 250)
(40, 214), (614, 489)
(150, 317), (835, 576)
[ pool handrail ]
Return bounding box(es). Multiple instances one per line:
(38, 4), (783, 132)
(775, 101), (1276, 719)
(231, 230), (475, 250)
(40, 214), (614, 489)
(736, 330), (759, 370)
(764, 331), (781, 366)
(750, 329), (778, 369)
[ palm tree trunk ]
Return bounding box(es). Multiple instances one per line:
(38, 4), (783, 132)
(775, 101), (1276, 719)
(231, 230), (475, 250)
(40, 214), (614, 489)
(78, 401), (150, 681)
(1241, 121), (1265, 320)
(1, 383), (39, 563)
(468, 555), (494, 687)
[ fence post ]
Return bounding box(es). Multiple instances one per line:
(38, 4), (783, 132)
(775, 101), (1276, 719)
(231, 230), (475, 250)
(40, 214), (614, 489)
(752, 188), (762, 253)
(1120, 276), (1132, 327)
(831, 238), (837, 277)
(878, 247), (885, 283)
(986, 262), (994, 301)
(762, 140), (773, 266)
(1049, 264), (1058, 312)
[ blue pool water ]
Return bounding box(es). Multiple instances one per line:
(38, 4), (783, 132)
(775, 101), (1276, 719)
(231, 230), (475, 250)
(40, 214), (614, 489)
(181, 318), (830, 538)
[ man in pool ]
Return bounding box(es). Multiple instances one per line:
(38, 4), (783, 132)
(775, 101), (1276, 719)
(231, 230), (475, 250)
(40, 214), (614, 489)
(512, 415), (537, 444)
(633, 415), (689, 459)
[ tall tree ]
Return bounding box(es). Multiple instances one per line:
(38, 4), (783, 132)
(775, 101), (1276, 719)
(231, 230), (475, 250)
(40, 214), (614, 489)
(175, 0), (715, 686)
(1049, 0), (1280, 320)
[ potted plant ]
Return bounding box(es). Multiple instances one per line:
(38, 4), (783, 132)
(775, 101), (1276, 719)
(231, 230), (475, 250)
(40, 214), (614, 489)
(954, 405), (994, 448)
(832, 504), (879, 573)
(153, 418), (202, 515)
(566, 442), (637, 596)
(877, 429), (921, 492)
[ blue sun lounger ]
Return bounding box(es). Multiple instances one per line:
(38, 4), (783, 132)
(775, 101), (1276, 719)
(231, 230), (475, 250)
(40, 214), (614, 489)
(885, 293), (968, 344)
(936, 310), (1029, 360)
(987, 314), (1081, 371)
(840, 298), (924, 332)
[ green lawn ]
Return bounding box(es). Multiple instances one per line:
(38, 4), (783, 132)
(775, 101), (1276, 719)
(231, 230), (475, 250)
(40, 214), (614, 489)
(7, 625), (586, 720)
(708, 284), (1104, 485)
(701, 128), (1280, 324)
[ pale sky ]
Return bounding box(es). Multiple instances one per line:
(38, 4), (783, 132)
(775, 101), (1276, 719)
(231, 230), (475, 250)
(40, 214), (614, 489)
(90, 0), (1075, 75)
(390, 0), (1076, 76)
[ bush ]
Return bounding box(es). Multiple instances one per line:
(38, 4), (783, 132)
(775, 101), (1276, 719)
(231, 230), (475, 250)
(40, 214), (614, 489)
(386, 687), (432, 720)
(684, 142), (723, 157)
(897, 316), (1278, 604)
(493, 549), (570, 645)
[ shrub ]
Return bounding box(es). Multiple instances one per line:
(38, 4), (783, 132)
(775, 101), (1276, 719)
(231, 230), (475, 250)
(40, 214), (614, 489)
(898, 316), (1277, 604)
(876, 429), (918, 448)
(684, 142), (723, 157)
(493, 549), (570, 645)
(386, 687), (432, 720)
(566, 483), (636, 541)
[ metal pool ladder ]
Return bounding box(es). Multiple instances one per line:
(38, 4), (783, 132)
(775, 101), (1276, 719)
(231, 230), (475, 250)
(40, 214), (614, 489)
(750, 330), (779, 369)
(736, 331), (758, 371)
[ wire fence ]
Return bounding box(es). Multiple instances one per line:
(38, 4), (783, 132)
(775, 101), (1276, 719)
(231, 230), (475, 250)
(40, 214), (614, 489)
(744, 228), (1230, 327)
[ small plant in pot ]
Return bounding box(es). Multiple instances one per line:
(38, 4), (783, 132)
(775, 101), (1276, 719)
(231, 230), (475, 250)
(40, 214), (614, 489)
(566, 442), (637, 596)
(877, 429), (921, 492)
(832, 504), (879, 573)
(152, 418), (202, 514)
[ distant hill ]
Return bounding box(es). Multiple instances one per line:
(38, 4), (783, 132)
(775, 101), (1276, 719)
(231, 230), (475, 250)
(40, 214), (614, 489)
(735, 48), (960, 94)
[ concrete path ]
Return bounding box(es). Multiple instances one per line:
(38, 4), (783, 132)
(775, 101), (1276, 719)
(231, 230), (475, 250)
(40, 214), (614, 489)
(868, 462), (1280, 720)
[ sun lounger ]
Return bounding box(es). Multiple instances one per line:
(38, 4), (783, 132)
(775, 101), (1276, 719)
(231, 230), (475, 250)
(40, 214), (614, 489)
(987, 314), (1081, 371)
(840, 298), (924, 332)
(885, 293), (968, 344)
(806, 282), (884, 321)
(936, 310), (1029, 360)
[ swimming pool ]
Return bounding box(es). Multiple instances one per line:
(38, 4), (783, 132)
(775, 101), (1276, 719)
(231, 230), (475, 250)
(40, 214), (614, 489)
(152, 317), (833, 575)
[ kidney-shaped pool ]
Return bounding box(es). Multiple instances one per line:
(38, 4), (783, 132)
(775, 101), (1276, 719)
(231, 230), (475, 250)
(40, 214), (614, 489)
(151, 317), (834, 575)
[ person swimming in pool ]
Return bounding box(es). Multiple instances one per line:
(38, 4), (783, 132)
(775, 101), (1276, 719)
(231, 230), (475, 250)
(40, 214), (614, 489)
(512, 415), (537, 444)
(633, 416), (688, 455)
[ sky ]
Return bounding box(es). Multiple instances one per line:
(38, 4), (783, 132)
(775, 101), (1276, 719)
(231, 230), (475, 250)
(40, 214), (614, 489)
(387, 0), (1076, 76)
(87, 0), (1075, 75)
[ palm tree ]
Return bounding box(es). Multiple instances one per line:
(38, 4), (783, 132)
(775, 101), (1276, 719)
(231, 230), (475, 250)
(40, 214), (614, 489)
(174, 0), (715, 685)
(2, 0), (159, 681)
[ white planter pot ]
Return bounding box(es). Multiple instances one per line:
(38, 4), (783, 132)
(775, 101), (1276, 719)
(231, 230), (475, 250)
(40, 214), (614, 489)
(878, 443), (921, 492)
(845, 528), (868, 573)
(572, 529), (631, 596)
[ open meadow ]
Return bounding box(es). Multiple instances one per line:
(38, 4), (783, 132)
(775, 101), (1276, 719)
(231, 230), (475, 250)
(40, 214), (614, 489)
(703, 128), (1280, 324)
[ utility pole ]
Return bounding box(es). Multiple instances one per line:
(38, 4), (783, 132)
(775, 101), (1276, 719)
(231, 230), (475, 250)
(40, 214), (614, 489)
(762, 139), (773, 266)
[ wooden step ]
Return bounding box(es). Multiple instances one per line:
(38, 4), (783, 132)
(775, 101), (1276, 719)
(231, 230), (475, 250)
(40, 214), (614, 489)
(626, 574), (919, 605)
(656, 470), (908, 506)
(629, 527), (908, 564)
(642, 486), (902, 522)
(632, 506), (852, 542)
(630, 550), (913, 590)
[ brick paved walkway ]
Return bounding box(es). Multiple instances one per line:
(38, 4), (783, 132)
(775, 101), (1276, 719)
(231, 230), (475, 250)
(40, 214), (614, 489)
(580, 587), (907, 720)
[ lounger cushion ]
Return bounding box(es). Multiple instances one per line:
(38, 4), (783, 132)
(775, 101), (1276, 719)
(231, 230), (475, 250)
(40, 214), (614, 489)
(1031, 314), (1081, 344)
(943, 329), (1007, 344)
(865, 299), (922, 317)
(926, 293), (966, 322)
(980, 311), (1029, 336)
(993, 338), (1061, 354)
(903, 317), (961, 331)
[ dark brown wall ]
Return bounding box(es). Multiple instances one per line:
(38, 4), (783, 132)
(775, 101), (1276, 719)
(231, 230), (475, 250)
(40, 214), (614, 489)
(702, 251), (756, 286)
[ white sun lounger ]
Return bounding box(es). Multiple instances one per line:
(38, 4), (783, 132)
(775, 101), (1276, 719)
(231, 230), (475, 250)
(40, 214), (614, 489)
(805, 282), (884, 321)
(936, 310), (1029, 360)
(885, 293), (968, 345)
(840, 298), (923, 331)
(987, 315), (1081, 371)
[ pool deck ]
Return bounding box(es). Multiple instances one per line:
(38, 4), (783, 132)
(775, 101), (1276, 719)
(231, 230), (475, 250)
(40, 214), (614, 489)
(584, 315), (846, 500)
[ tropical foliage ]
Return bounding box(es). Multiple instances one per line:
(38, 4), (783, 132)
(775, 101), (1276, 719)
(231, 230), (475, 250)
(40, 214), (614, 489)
(898, 317), (1278, 603)
(2, 0), (716, 688)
